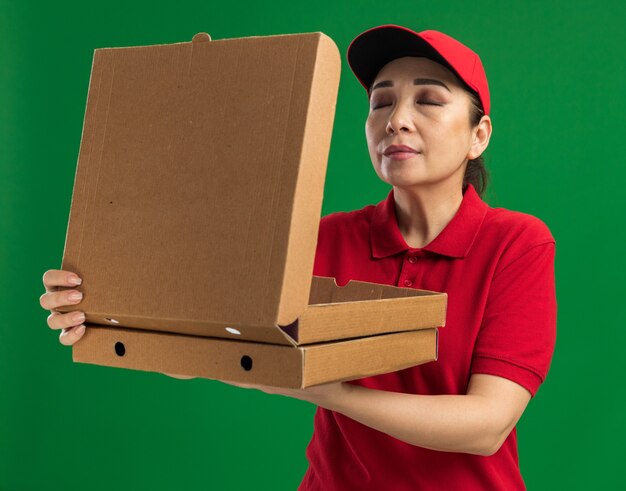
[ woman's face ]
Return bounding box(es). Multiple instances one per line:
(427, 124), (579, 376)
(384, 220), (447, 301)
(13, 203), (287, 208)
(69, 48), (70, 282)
(365, 56), (485, 190)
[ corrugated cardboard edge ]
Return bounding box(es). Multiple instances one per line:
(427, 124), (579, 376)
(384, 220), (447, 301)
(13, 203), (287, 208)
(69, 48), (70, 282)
(90, 32), (320, 52)
(61, 49), (105, 277)
(301, 328), (438, 387)
(73, 325), (304, 387)
(276, 33), (341, 326)
(295, 293), (446, 344)
(73, 325), (437, 388)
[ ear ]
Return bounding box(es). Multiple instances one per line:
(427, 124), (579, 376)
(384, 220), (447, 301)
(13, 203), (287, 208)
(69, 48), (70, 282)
(468, 115), (492, 160)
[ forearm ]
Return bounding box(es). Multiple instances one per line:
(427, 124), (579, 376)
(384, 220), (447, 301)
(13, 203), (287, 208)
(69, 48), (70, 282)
(323, 384), (507, 456)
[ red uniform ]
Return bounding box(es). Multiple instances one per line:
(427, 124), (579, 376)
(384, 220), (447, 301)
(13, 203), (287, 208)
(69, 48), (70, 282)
(299, 183), (557, 490)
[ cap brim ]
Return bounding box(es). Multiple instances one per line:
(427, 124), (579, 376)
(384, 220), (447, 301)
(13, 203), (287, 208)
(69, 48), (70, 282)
(347, 25), (463, 94)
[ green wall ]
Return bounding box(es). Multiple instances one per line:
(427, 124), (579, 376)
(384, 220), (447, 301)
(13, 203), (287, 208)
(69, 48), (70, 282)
(2, 0), (624, 489)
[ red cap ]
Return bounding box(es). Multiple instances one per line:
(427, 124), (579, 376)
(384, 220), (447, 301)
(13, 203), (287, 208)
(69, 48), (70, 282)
(347, 25), (490, 115)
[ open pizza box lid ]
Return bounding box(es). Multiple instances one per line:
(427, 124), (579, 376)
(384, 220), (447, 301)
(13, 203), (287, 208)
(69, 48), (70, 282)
(58, 31), (447, 386)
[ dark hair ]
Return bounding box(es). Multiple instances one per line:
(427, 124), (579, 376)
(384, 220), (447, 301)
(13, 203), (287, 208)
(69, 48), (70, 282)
(463, 89), (489, 197)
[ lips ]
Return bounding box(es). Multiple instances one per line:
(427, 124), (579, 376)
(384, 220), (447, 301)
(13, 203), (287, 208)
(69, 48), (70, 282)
(383, 144), (419, 156)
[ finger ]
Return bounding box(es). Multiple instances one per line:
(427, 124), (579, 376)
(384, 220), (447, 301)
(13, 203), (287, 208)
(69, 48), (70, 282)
(162, 373), (196, 380)
(40, 288), (84, 312)
(42, 269), (82, 293)
(223, 381), (255, 389)
(47, 310), (86, 330)
(59, 325), (86, 346)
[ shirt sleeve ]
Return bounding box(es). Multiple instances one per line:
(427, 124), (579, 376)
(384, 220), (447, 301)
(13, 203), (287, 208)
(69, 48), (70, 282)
(471, 240), (557, 397)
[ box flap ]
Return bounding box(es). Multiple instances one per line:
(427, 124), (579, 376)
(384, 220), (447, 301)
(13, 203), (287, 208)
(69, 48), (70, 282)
(280, 277), (447, 345)
(61, 32), (341, 332)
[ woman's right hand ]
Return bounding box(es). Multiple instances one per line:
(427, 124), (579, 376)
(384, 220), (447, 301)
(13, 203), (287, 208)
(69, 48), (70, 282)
(40, 269), (86, 346)
(40, 270), (195, 380)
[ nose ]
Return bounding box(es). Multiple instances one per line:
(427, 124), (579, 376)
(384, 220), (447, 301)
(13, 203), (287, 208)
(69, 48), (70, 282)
(386, 100), (415, 135)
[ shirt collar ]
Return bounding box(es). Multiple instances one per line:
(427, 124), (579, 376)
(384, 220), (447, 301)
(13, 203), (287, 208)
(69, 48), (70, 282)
(370, 183), (489, 259)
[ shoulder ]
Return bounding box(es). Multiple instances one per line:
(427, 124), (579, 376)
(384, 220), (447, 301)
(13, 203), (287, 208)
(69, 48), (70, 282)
(314, 204), (376, 276)
(480, 205), (556, 272)
(483, 205), (555, 245)
(318, 204), (376, 236)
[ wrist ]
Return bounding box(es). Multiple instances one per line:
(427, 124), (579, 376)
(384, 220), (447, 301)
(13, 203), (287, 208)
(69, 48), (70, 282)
(314, 381), (355, 412)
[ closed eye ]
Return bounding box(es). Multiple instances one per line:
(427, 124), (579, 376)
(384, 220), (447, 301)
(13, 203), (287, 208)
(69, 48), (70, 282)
(372, 100), (442, 110)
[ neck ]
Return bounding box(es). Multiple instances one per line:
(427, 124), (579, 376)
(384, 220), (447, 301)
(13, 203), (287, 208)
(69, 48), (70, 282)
(393, 179), (465, 249)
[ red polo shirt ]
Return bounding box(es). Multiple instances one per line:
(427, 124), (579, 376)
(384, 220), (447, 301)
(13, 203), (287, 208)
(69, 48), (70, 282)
(299, 183), (557, 491)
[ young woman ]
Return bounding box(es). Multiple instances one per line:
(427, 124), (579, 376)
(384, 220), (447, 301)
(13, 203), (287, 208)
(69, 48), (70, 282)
(40, 25), (556, 490)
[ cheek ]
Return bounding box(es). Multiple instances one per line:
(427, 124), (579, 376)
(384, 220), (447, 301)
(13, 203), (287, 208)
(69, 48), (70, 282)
(365, 121), (380, 156)
(365, 117), (376, 139)
(430, 115), (471, 155)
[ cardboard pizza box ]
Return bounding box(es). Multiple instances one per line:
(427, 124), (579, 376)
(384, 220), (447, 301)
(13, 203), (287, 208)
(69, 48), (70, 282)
(58, 31), (447, 388)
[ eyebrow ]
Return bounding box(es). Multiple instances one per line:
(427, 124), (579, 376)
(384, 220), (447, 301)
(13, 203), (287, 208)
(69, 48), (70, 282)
(370, 78), (452, 93)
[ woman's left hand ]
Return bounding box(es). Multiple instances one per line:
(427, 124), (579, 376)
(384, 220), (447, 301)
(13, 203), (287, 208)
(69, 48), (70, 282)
(222, 380), (350, 410)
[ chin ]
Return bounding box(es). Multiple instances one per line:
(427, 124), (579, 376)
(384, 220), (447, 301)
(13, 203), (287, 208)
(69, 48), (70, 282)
(379, 167), (429, 187)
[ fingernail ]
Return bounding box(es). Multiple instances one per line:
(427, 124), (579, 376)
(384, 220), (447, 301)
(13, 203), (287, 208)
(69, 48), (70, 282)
(75, 325), (86, 335)
(69, 292), (83, 301)
(69, 276), (82, 285)
(73, 312), (86, 323)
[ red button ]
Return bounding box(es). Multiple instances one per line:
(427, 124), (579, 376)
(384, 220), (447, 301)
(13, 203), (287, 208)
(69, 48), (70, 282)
(403, 279), (413, 287)
(408, 256), (418, 263)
